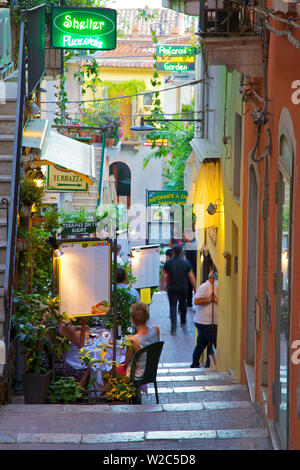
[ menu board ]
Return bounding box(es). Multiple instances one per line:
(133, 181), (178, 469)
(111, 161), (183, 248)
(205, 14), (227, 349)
(131, 245), (160, 289)
(58, 240), (111, 317)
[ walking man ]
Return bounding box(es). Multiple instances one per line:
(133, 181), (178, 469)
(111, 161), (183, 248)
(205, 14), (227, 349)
(160, 244), (197, 334)
(190, 271), (218, 368)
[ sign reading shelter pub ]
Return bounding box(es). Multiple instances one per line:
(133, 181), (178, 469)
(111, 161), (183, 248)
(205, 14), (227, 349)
(156, 44), (196, 73)
(51, 7), (117, 50)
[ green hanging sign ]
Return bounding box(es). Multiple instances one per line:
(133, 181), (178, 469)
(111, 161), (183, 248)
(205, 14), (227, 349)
(51, 7), (117, 50)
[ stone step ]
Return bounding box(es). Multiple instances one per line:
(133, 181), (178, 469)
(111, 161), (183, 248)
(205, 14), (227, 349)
(0, 264), (5, 287)
(0, 100), (17, 115)
(0, 220), (8, 241)
(0, 175), (12, 196)
(0, 242), (7, 264)
(0, 428), (270, 448)
(0, 116), (16, 134)
(0, 135), (14, 154)
(0, 155), (13, 175)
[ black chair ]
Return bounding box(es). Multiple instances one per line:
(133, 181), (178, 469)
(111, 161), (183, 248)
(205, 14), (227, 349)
(129, 341), (164, 404)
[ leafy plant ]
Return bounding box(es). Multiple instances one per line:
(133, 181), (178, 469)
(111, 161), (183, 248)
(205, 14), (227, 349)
(19, 177), (45, 209)
(143, 108), (194, 190)
(12, 292), (66, 375)
(104, 286), (138, 337)
(103, 374), (136, 402)
(42, 208), (60, 233)
(59, 206), (99, 224)
(48, 377), (83, 404)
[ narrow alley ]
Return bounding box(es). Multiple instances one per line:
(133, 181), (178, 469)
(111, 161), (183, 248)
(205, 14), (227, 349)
(0, 293), (271, 451)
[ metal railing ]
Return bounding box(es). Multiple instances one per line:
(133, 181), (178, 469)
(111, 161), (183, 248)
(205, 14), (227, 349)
(198, 0), (261, 36)
(3, 15), (26, 372)
(0, 197), (9, 244)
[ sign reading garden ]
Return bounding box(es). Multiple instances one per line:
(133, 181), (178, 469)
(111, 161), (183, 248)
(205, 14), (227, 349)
(51, 7), (117, 50)
(156, 44), (196, 73)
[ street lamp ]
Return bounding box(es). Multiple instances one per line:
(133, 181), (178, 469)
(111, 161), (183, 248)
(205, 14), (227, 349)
(130, 116), (203, 135)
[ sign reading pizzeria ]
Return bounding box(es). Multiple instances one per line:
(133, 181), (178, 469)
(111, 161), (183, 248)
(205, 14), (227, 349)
(156, 44), (196, 72)
(51, 7), (117, 50)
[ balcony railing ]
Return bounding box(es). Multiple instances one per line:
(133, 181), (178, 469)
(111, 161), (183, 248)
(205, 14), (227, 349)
(198, 0), (260, 36)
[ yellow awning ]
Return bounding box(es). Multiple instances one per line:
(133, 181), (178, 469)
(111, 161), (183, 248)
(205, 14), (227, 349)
(23, 120), (96, 185)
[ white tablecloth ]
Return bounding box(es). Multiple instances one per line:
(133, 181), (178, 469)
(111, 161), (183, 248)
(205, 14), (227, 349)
(84, 339), (126, 393)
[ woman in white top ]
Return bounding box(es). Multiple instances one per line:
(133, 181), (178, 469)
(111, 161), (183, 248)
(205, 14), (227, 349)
(115, 302), (160, 378)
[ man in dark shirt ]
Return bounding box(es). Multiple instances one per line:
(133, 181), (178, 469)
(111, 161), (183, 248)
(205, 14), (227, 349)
(160, 244), (197, 334)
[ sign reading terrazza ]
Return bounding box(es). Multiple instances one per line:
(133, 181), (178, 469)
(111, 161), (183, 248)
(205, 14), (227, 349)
(156, 44), (196, 72)
(51, 7), (117, 50)
(47, 165), (88, 192)
(147, 190), (188, 206)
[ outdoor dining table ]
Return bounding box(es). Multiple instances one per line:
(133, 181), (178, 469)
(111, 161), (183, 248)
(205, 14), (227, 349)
(84, 332), (126, 395)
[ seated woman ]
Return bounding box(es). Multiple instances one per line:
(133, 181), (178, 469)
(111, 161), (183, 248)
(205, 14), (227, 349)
(55, 317), (90, 387)
(115, 302), (160, 379)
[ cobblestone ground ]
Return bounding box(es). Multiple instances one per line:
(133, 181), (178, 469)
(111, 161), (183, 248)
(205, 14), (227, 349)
(0, 292), (271, 451)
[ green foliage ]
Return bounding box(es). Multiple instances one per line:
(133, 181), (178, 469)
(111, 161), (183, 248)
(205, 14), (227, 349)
(19, 177), (45, 209)
(104, 286), (138, 337)
(143, 109), (194, 190)
(74, 58), (102, 96)
(12, 292), (65, 375)
(101, 79), (147, 101)
(81, 101), (121, 130)
(48, 377), (83, 404)
(22, 227), (54, 294)
(103, 375), (136, 402)
(42, 208), (60, 233)
(59, 206), (99, 224)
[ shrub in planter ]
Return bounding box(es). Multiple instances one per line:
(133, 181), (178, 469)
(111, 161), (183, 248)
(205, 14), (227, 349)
(103, 374), (136, 403)
(12, 292), (66, 403)
(48, 377), (83, 404)
(19, 177), (45, 214)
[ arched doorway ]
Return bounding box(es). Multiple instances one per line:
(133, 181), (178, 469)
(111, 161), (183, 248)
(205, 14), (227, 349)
(261, 159), (270, 387)
(246, 165), (259, 366)
(274, 134), (294, 448)
(109, 162), (131, 208)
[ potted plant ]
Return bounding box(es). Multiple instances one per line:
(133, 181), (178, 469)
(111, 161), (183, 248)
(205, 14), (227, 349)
(32, 213), (44, 227)
(48, 377), (83, 404)
(103, 374), (136, 403)
(16, 226), (30, 252)
(19, 176), (45, 216)
(12, 292), (65, 404)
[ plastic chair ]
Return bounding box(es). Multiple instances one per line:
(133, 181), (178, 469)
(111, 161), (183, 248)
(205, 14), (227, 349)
(129, 341), (164, 404)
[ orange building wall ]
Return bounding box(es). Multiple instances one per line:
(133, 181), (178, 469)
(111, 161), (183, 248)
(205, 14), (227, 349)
(241, 15), (300, 448)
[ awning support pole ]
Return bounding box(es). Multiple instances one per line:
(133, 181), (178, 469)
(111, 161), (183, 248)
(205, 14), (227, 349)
(97, 130), (106, 208)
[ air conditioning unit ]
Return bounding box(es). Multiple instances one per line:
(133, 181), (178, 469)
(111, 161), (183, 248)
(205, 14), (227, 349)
(0, 9), (12, 71)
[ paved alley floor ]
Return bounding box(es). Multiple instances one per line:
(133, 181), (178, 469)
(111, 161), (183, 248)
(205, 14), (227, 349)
(0, 292), (271, 451)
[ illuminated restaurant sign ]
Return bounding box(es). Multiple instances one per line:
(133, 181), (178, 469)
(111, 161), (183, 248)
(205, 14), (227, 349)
(51, 7), (117, 50)
(156, 44), (196, 72)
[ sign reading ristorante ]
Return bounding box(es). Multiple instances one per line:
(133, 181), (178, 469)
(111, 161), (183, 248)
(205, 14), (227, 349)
(147, 190), (188, 206)
(51, 7), (117, 50)
(156, 44), (196, 72)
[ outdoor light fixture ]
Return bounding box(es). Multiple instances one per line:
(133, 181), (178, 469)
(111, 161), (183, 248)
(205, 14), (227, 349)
(27, 100), (40, 118)
(206, 200), (224, 216)
(36, 85), (47, 93)
(46, 229), (64, 257)
(26, 167), (45, 187)
(206, 203), (218, 216)
(130, 115), (203, 135)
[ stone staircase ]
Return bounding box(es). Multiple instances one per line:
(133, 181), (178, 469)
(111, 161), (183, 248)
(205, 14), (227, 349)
(0, 80), (17, 379)
(71, 144), (104, 212)
(0, 362), (271, 450)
